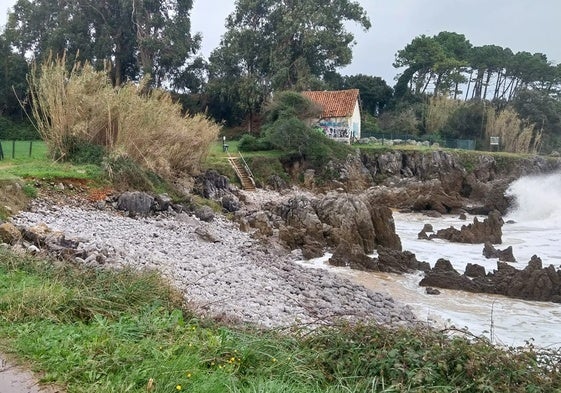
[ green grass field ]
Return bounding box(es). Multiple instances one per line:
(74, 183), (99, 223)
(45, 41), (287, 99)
(0, 140), (102, 181)
(0, 140), (47, 161)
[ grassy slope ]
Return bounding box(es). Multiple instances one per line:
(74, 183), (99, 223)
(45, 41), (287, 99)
(1, 249), (560, 393)
(1, 141), (561, 392)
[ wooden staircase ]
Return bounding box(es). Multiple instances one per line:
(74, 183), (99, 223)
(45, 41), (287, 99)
(228, 154), (256, 191)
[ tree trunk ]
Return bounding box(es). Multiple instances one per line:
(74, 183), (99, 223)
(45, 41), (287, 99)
(464, 70), (473, 101)
(483, 69), (492, 100)
(473, 68), (485, 100)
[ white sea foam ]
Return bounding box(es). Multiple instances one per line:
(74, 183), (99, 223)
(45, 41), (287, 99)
(506, 171), (561, 223)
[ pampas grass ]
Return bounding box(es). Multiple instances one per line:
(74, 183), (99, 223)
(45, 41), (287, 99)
(424, 95), (462, 135)
(485, 107), (542, 154)
(28, 55), (220, 178)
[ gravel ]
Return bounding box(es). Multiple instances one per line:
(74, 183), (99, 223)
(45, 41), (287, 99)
(12, 199), (417, 328)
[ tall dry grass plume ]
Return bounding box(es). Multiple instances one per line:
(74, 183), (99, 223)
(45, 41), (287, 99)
(424, 95), (462, 134)
(485, 107), (542, 154)
(28, 55), (220, 178)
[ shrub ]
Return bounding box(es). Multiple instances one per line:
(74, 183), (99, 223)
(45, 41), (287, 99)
(102, 154), (162, 192)
(64, 136), (106, 165)
(238, 134), (272, 152)
(261, 91), (352, 170)
(0, 117), (39, 140)
(28, 55), (220, 179)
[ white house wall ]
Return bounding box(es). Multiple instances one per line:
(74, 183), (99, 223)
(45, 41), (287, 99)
(351, 101), (361, 140)
(312, 100), (362, 143)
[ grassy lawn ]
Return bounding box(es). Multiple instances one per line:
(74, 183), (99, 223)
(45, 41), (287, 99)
(204, 140), (285, 184)
(0, 140), (102, 181)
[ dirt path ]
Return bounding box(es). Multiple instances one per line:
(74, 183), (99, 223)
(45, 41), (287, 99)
(0, 355), (63, 393)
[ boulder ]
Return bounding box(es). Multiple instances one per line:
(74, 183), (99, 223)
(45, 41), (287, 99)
(425, 287), (441, 295)
(154, 194), (172, 211)
(194, 170), (231, 199)
(117, 191), (154, 215)
(194, 206), (215, 222)
(0, 222), (21, 245)
(221, 194), (241, 212)
(266, 175), (288, 191)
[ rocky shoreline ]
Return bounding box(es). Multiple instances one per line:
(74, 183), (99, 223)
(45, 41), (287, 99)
(9, 195), (417, 328)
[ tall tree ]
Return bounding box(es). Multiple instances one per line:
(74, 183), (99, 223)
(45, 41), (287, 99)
(206, 0), (370, 128)
(5, 0), (202, 87)
(0, 33), (28, 119)
(342, 74), (393, 116)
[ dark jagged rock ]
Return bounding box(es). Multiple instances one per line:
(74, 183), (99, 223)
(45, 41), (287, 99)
(421, 255), (561, 303)
(266, 175), (288, 191)
(419, 258), (480, 292)
(418, 223), (433, 239)
(430, 210), (503, 244)
(222, 195), (241, 212)
(422, 223), (434, 232)
(482, 241), (516, 262)
(328, 241), (377, 271)
(376, 247), (430, 273)
(465, 263), (486, 278)
(194, 170), (230, 199)
(154, 194), (172, 211)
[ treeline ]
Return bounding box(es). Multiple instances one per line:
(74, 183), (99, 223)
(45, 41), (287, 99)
(394, 32), (561, 101)
(1, 0), (560, 153)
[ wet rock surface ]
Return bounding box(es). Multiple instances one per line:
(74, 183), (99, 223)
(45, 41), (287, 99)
(420, 255), (561, 302)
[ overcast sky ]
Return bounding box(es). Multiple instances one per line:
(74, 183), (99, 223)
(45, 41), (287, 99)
(2, 0), (560, 85)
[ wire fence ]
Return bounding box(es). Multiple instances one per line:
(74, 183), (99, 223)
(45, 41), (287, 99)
(361, 131), (477, 150)
(0, 140), (38, 160)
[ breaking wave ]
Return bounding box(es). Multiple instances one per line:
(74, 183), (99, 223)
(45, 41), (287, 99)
(506, 172), (561, 222)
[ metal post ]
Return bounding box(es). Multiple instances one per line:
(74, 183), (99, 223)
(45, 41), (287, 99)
(12, 140), (15, 159)
(29, 141), (33, 157)
(0, 141), (3, 160)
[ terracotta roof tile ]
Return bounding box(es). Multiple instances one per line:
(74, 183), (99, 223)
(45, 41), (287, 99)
(302, 89), (359, 118)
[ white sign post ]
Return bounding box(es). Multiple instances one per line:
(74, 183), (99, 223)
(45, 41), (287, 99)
(490, 136), (499, 151)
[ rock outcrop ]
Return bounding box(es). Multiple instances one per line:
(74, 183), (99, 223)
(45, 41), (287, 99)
(482, 241), (516, 262)
(239, 192), (403, 260)
(419, 256), (561, 303)
(430, 210), (504, 244)
(328, 245), (429, 274)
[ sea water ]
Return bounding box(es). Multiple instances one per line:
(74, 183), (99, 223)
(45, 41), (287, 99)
(300, 172), (561, 348)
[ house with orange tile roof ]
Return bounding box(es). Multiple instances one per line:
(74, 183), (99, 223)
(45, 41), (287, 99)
(301, 89), (361, 144)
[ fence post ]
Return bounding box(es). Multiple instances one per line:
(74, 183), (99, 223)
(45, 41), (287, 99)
(29, 141), (33, 157)
(12, 140), (15, 159)
(0, 141), (3, 160)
